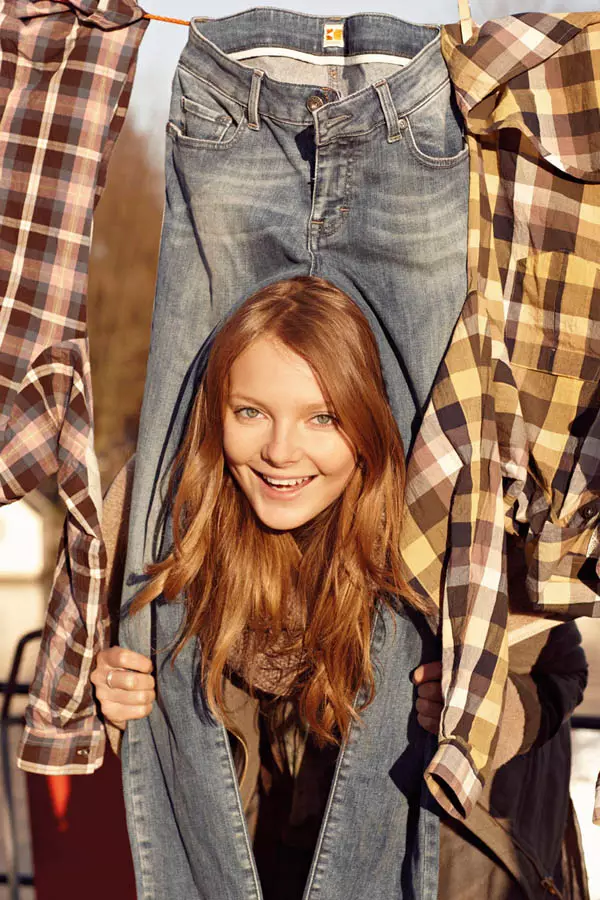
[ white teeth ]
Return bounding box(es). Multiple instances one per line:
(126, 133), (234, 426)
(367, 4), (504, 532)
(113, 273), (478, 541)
(262, 474), (312, 487)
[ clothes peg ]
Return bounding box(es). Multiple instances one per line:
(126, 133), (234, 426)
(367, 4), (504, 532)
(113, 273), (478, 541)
(457, 0), (473, 42)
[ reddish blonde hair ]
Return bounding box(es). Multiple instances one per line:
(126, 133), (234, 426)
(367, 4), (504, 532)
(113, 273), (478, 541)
(131, 277), (426, 743)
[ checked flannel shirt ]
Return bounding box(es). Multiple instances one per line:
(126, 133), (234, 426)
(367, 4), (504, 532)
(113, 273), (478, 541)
(2, 1), (148, 774)
(402, 12), (600, 822)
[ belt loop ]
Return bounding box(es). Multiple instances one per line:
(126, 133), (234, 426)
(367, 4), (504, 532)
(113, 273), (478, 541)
(247, 69), (264, 131)
(374, 80), (401, 143)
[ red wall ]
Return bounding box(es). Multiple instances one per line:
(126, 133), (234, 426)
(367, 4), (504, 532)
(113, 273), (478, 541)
(26, 751), (136, 899)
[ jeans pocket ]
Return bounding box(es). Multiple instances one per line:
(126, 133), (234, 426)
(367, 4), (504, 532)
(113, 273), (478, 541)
(180, 96), (235, 143)
(168, 65), (247, 149)
(507, 251), (600, 381)
(402, 80), (468, 168)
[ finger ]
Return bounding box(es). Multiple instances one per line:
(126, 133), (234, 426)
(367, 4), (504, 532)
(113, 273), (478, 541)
(91, 667), (155, 694)
(416, 697), (443, 718)
(412, 661), (442, 684)
(95, 686), (156, 708)
(100, 647), (153, 673)
(105, 669), (155, 692)
(103, 716), (126, 732)
(100, 699), (154, 723)
(416, 681), (443, 702)
(417, 714), (440, 734)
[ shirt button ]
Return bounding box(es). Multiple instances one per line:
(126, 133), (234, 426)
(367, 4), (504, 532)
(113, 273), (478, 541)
(581, 503), (598, 521)
(306, 95), (325, 112)
(76, 748), (89, 756)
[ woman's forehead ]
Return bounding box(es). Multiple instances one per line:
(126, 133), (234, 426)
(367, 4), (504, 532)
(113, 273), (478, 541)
(228, 338), (330, 407)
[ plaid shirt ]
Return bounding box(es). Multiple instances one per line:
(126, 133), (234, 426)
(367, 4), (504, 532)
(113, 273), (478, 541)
(402, 12), (600, 821)
(2, 1), (148, 775)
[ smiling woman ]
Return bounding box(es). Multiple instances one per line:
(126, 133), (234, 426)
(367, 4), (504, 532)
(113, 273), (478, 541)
(223, 337), (356, 531)
(128, 276), (424, 742)
(92, 276), (440, 900)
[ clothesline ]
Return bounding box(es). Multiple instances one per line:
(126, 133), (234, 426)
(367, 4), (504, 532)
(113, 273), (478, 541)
(143, 13), (191, 25)
(142, 1), (474, 41)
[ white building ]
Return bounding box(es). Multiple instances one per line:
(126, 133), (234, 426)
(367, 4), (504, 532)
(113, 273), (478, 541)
(0, 494), (60, 682)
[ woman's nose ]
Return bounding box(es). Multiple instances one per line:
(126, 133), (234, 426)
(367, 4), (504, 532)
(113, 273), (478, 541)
(261, 424), (303, 466)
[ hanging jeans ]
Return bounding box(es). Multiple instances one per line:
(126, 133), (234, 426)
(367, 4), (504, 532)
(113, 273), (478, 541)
(120, 10), (469, 898)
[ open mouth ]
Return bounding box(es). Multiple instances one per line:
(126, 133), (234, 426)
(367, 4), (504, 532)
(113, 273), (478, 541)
(254, 470), (317, 492)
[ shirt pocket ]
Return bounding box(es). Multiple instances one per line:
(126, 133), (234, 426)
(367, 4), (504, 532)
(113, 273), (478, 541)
(507, 251), (600, 381)
(527, 502), (600, 613)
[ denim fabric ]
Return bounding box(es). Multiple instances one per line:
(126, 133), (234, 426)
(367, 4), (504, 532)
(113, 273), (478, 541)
(120, 9), (468, 898)
(123, 598), (441, 900)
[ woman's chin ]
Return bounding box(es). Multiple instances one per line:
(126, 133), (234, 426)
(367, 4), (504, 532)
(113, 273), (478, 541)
(251, 500), (316, 532)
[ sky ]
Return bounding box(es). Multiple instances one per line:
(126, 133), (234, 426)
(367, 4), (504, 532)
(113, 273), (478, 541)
(131, 1), (595, 141)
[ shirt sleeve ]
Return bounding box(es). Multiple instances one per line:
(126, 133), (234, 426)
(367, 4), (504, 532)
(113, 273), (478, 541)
(403, 292), (511, 819)
(17, 520), (109, 774)
(1, 4), (148, 775)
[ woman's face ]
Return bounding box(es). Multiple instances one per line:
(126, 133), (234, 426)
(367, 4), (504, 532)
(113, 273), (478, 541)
(223, 337), (357, 531)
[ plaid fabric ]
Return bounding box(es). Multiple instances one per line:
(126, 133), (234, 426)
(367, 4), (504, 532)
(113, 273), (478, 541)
(0, 1), (148, 775)
(402, 12), (600, 820)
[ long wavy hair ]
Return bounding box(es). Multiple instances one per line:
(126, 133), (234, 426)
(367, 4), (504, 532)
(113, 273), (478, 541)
(131, 277), (427, 744)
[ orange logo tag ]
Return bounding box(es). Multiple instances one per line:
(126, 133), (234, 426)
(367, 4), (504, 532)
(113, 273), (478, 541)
(323, 23), (344, 48)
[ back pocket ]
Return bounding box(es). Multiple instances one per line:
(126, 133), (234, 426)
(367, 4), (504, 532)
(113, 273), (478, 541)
(507, 251), (600, 381)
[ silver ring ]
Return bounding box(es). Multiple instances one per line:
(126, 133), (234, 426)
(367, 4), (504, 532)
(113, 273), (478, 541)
(106, 669), (115, 689)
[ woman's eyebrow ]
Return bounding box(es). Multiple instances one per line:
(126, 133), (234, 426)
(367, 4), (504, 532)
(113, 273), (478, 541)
(228, 395), (333, 414)
(228, 395), (265, 407)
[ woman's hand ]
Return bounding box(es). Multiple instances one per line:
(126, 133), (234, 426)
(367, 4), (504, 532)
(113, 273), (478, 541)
(412, 660), (443, 735)
(91, 646), (155, 731)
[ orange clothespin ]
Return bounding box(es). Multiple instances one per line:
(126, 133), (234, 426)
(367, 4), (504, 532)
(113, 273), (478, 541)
(458, 0), (473, 42)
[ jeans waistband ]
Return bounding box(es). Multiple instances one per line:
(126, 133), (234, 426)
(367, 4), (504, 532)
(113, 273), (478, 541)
(179, 9), (448, 137)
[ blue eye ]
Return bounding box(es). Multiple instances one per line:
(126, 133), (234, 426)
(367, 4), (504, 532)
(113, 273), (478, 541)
(313, 413), (335, 426)
(236, 407), (261, 419)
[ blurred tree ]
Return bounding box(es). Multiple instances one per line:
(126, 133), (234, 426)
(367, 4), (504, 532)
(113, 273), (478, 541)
(88, 123), (163, 489)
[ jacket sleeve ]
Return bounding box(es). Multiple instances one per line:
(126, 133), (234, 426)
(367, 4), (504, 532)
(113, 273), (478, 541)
(492, 622), (588, 769)
(530, 622), (588, 747)
(101, 456), (137, 758)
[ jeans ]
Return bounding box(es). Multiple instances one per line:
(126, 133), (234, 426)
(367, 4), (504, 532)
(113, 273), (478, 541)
(120, 10), (468, 898)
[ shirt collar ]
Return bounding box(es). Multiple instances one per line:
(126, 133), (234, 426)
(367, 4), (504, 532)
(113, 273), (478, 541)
(442, 13), (600, 180)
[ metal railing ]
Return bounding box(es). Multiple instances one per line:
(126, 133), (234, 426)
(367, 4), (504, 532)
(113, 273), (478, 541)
(572, 715), (600, 730)
(1, 630), (42, 900)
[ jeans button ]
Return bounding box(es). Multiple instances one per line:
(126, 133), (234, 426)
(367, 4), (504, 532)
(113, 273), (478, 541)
(306, 95), (325, 112)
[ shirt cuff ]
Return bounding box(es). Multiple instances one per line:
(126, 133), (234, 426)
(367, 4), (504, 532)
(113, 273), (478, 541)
(16, 722), (106, 775)
(424, 738), (484, 820)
